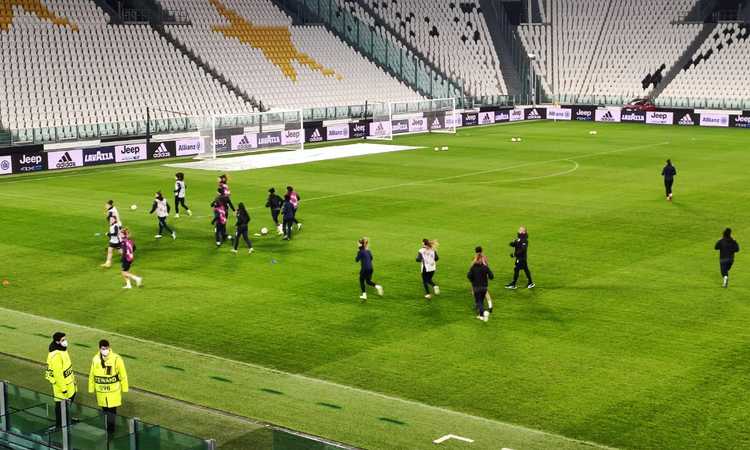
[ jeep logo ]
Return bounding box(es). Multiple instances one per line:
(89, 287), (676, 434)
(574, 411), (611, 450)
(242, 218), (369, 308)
(122, 145), (140, 154)
(215, 138), (228, 146)
(21, 154), (42, 164)
(653, 113), (668, 119)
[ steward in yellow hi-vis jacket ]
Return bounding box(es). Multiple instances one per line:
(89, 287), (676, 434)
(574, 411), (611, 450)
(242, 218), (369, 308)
(88, 339), (128, 434)
(45, 331), (76, 428)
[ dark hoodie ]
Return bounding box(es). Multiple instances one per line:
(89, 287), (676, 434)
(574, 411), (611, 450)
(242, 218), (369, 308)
(510, 232), (529, 261)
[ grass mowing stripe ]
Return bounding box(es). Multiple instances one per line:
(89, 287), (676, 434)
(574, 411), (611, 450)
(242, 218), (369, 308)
(163, 365), (185, 371)
(0, 307), (608, 450)
(260, 388), (284, 395)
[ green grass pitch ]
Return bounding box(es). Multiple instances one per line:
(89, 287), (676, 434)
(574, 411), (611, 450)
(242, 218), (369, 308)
(1, 120), (749, 450)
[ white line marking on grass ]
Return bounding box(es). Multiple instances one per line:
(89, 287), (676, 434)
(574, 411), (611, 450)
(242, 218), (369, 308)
(0, 307), (615, 449)
(280, 142), (668, 206)
(477, 159), (580, 184)
(433, 434), (474, 444)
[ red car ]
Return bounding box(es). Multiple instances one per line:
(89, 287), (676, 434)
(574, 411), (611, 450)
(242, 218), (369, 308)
(623, 98), (657, 112)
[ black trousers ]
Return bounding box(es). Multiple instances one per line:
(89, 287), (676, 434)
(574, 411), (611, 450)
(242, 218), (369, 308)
(157, 216), (173, 235)
(215, 223), (227, 243)
(422, 270), (436, 293)
(174, 196), (189, 213)
(473, 288), (487, 316)
(360, 269), (376, 293)
(513, 259), (533, 284)
(225, 197), (235, 211)
(664, 179), (673, 196)
(283, 219), (294, 238)
(271, 209), (280, 225)
(721, 259), (734, 277)
(293, 207), (300, 224)
(234, 226), (252, 250)
(102, 406), (117, 434)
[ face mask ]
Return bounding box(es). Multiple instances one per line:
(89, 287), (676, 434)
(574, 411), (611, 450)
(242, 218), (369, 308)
(100, 349), (110, 357)
(60, 340), (68, 348)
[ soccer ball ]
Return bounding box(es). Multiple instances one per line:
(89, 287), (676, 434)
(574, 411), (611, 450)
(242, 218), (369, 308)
(511, 138), (518, 142)
(441, 146), (449, 151)
(260, 227), (269, 235)
(434, 146), (439, 151)
(589, 130), (598, 135)
(130, 204), (137, 210)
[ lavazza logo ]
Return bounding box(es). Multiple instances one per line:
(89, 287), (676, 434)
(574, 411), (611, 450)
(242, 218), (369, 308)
(55, 152), (76, 169)
(622, 112), (645, 122)
(152, 143), (171, 159)
(495, 112), (509, 121)
(258, 134), (280, 145)
(679, 114), (694, 126)
(85, 150), (114, 164)
(527, 109), (541, 120)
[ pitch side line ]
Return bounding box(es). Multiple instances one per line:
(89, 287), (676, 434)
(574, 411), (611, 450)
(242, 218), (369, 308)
(0, 307), (614, 450)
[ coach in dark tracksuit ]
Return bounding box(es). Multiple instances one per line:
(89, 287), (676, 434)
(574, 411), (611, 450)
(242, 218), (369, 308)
(506, 226), (534, 289)
(265, 188), (283, 232)
(715, 228), (740, 288)
(467, 247), (493, 322)
(661, 159), (677, 201)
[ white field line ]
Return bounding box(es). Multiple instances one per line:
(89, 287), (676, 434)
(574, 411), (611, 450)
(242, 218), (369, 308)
(477, 159), (579, 184)
(0, 307), (615, 450)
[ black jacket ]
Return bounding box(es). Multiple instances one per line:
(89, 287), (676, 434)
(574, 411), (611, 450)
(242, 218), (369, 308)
(715, 237), (740, 261)
(510, 234), (529, 261)
(266, 194), (283, 210)
(236, 210), (250, 228)
(662, 164), (677, 180)
(467, 263), (494, 288)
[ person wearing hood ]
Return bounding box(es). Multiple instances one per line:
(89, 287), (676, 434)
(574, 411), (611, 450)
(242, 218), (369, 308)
(149, 191), (175, 239)
(45, 331), (77, 428)
(661, 159), (677, 201)
(88, 339), (129, 435)
(715, 227), (740, 288)
(506, 226), (535, 289)
(265, 187), (284, 235)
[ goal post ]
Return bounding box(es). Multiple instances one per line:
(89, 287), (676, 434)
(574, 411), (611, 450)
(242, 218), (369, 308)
(197, 109), (304, 159)
(388, 97), (457, 136)
(367, 101), (392, 140)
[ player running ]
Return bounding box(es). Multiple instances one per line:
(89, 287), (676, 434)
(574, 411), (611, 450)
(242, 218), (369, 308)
(173, 172), (192, 217)
(120, 229), (142, 289)
(281, 195), (296, 240)
(105, 200), (121, 226)
(661, 159), (677, 201)
(265, 187), (283, 235)
(101, 216), (121, 268)
(417, 239), (440, 299)
(506, 226), (534, 289)
(356, 237), (383, 301)
(715, 228), (740, 288)
(286, 186), (302, 230)
(211, 200), (228, 247)
(218, 174), (235, 212)
(232, 202), (254, 254)
(467, 246), (493, 322)
(149, 191), (175, 239)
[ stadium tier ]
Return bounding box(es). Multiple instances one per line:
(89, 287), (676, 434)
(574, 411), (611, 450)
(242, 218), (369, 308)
(345, 0), (507, 97)
(660, 22), (750, 108)
(0, 0), (254, 142)
(156, 0), (421, 110)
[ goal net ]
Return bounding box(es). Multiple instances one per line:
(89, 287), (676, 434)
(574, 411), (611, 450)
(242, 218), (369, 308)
(197, 109), (303, 159)
(367, 101), (392, 140)
(389, 97), (457, 135)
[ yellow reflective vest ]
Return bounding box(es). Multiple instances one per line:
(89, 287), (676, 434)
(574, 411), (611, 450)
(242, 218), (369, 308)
(45, 349), (77, 401)
(88, 352), (129, 408)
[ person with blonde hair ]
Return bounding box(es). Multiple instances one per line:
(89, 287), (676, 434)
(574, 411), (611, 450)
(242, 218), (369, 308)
(355, 237), (383, 300)
(417, 239), (440, 299)
(467, 246), (493, 322)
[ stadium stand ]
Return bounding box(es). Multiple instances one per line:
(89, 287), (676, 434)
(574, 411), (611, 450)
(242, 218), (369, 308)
(518, 0), (703, 103)
(659, 22), (750, 109)
(0, 0), (254, 143)
(343, 0), (506, 97)
(156, 0), (421, 110)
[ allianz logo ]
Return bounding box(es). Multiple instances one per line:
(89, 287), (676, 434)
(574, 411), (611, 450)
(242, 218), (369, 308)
(179, 144), (198, 151)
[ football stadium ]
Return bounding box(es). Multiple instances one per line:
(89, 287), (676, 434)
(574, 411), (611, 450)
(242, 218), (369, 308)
(1, 1), (749, 449)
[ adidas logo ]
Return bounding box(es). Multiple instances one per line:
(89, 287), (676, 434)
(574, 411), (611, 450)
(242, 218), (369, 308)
(527, 108), (541, 119)
(55, 151), (76, 169)
(239, 136), (250, 145)
(309, 128), (323, 141)
(431, 117), (442, 128)
(152, 142), (171, 159)
(678, 114), (694, 126)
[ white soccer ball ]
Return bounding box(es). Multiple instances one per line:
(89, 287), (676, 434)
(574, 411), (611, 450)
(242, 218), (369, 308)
(511, 138), (518, 142)
(434, 146), (439, 151)
(517, 138), (522, 142)
(260, 227), (269, 235)
(589, 130), (597, 135)
(441, 146), (449, 151)
(130, 204), (137, 210)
